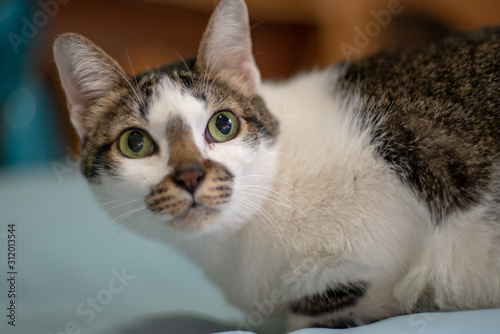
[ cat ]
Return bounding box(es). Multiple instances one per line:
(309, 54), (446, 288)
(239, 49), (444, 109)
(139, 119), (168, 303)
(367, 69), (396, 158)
(53, 0), (500, 331)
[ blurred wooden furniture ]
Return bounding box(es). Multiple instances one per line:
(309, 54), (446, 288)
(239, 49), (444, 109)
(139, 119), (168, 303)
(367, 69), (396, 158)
(141, 0), (500, 63)
(49, 0), (500, 77)
(45, 0), (500, 151)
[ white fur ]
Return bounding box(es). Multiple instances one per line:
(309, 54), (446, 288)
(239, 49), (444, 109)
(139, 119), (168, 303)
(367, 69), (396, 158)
(395, 203), (500, 311)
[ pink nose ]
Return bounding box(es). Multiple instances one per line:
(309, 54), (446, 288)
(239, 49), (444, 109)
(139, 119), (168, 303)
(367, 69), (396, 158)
(172, 166), (206, 193)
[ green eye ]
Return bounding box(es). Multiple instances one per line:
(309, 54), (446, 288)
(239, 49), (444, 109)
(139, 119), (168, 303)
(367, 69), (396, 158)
(119, 129), (154, 159)
(207, 111), (240, 142)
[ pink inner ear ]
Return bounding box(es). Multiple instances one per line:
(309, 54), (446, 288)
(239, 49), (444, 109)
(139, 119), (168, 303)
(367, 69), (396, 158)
(241, 60), (261, 96)
(68, 101), (89, 140)
(62, 75), (92, 139)
(196, 0), (261, 97)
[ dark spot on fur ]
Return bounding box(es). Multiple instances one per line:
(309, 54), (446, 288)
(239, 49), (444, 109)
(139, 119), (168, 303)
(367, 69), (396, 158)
(408, 149), (423, 173)
(290, 281), (368, 316)
(82, 142), (114, 179)
(215, 185), (232, 191)
(310, 313), (360, 329)
(178, 73), (194, 88)
(341, 27), (500, 222)
(194, 92), (207, 101)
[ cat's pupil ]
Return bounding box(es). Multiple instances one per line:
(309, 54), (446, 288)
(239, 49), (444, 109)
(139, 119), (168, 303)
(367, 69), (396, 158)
(128, 131), (145, 153)
(216, 114), (232, 135)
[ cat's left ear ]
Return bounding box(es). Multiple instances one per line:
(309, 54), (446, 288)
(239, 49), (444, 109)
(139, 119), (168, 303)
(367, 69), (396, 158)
(53, 33), (127, 140)
(197, 0), (260, 97)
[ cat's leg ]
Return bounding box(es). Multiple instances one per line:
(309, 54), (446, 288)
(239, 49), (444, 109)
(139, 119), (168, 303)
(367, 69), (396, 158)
(286, 281), (402, 330)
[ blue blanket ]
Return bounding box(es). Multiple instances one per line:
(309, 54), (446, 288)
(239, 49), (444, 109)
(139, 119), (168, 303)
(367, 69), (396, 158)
(0, 164), (498, 334)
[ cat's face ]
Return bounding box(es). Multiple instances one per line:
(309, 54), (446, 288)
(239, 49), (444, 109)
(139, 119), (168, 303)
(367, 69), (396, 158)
(54, 0), (279, 235)
(85, 63), (278, 235)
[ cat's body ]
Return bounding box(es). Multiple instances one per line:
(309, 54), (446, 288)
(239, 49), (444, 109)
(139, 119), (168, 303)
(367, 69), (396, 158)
(54, 0), (500, 331)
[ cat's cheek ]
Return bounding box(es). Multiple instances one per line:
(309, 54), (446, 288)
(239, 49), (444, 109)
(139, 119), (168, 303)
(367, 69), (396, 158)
(206, 140), (257, 176)
(119, 157), (170, 189)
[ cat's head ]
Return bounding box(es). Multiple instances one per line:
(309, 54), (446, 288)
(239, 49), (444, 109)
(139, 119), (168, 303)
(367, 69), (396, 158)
(54, 0), (279, 236)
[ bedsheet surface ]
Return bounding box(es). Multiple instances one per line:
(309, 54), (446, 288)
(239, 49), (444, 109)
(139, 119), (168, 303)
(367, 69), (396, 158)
(1, 165), (498, 334)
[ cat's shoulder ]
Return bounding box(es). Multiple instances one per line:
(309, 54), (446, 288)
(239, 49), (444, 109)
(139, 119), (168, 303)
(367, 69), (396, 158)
(338, 26), (500, 222)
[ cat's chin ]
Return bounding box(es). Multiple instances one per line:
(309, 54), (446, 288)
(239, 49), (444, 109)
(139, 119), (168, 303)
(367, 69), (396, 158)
(163, 204), (221, 233)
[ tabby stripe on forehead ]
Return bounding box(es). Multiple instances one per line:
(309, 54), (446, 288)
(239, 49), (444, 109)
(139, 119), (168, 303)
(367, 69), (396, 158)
(290, 281), (368, 316)
(166, 115), (203, 167)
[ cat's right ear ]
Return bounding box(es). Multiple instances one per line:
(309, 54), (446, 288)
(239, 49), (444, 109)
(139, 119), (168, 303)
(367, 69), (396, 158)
(197, 0), (260, 97)
(53, 33), (126, 139)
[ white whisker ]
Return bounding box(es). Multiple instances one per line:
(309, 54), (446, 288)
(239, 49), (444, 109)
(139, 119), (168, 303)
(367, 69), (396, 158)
(239, 184), (313, 226)
(112, 207), (150, 246)
(112, 83), (142, 111)
(100, 198), (143, 214)
(112, 205), (147, 226)
(167, 49), (195, 87)
(239, 188), (296, 211)
(202, 51), (224, 97)
(239, 197), (295, 271)
(109, 65), (145, 109)
(124, 47), (139, 79)
(237, 201), (267, 248)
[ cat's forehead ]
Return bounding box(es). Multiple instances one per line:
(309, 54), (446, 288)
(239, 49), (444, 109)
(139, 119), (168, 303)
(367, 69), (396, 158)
(147, 76), (207, 135)
(131, 63), (245, 129)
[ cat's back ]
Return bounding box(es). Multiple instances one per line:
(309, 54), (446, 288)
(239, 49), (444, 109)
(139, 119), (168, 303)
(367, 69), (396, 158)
(342, 27), (500, 222)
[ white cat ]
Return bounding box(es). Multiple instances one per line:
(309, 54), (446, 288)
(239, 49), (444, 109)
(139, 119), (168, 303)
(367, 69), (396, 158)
(54, 0), (500, 330)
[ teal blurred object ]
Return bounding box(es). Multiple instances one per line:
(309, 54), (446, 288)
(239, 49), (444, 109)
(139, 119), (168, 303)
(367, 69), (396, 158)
(0, 0), (63, 165)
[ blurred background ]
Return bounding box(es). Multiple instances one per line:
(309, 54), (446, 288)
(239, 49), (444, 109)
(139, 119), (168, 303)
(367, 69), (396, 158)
(1, 0), (500, 167)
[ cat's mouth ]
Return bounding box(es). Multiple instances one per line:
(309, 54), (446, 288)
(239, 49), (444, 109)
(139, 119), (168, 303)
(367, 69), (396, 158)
(166, 200), (221, 232)
(145, 192), (220, 215)
(145, 191), (223, 232)
(180, 201), (218, 218)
